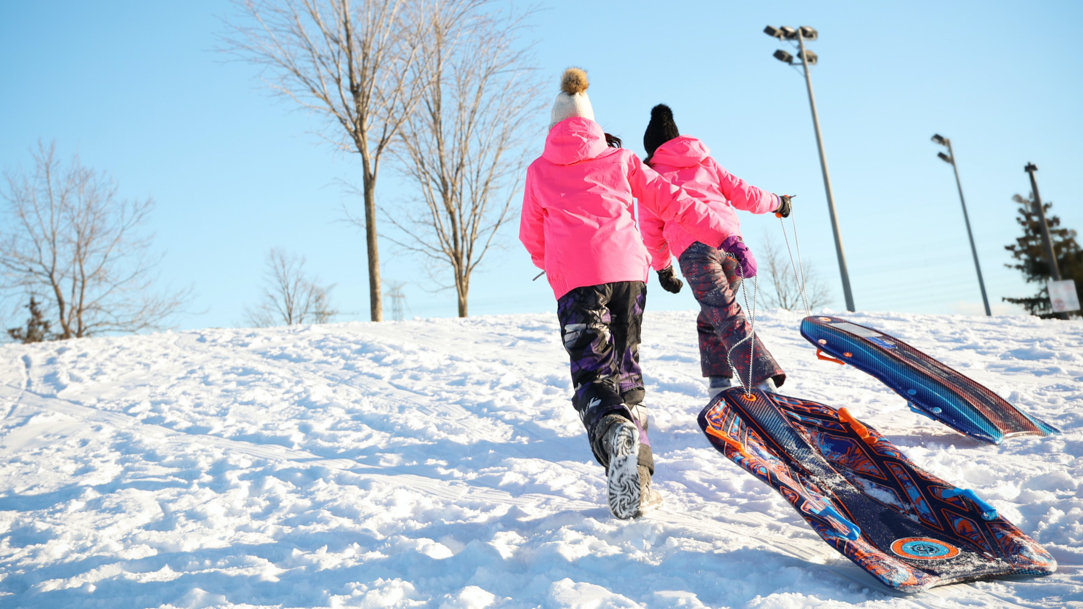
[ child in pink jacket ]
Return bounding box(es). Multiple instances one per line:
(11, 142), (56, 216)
(520, 69), (731, 519)
(640, 104), (793, 397)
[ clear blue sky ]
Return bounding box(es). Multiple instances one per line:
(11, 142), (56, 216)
(2, 1), (1081, 331)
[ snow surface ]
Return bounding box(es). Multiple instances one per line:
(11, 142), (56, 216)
(0, 309), (1081, 609)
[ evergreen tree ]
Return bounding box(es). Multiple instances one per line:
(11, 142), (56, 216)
(1003, 194), (1082, 318)
(7, 296), (53, 343)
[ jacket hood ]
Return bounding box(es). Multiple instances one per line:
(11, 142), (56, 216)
(649, 135), (710, 168)
(542, 117), (610, 165)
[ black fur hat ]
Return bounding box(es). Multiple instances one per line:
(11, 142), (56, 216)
(643, 104), (680, 159)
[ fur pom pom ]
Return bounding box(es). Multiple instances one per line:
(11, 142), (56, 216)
(561, 68), (589, 95)
(549, 67), (595, 128)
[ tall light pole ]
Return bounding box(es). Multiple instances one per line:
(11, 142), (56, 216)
(765, 25), (855, 312)
(1023, 163), (1062, 282)
(931, 134), (992, 316)
(1024, 162), (1073, 320)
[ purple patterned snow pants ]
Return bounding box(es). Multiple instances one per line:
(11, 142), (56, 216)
(557, 281), (653, 472)
(677, 242), (786, 389)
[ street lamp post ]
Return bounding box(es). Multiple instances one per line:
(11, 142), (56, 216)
(765, 25), (855, 312)
(1023, 163), (1062, 282)
(1025, 162), (1072, 320)
(931, 134), (992, 316)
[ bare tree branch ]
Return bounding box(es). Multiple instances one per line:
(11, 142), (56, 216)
(245, 248), (338, 327)
(759, 232), (832, 312)
(385, 0), (542, 316)
(0, 141), (188, 338)
(225, 0), (431, 321)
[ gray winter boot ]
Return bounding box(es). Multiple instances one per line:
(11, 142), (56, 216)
(756, 377), (778, 393)
(637, 464), (662, 513)
(598, 414), (641, 519)
(708, 376), (733, 398)
(627, 403), (661, 513)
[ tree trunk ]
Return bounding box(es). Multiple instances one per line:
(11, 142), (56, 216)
(363, 170), (382, 322)
(456, 273), (468, 318)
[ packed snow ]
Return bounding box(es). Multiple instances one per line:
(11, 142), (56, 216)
(1, 309), (1081, 608)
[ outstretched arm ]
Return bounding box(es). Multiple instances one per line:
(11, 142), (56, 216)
(709, 157), (780, 215)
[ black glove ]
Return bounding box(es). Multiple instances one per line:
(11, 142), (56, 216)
(775, 194), (794, 218)
(657, 265), (683, 294)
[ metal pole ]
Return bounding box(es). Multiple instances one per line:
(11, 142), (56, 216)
(1024, 163), (1062, 281)
(796, 29), (855, 312)
(945, 139), (992, 316)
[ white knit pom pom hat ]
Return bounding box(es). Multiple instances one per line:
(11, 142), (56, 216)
(549, 67), (594, 129)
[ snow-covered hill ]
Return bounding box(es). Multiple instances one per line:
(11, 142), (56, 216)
(1, 310), (1080, 608)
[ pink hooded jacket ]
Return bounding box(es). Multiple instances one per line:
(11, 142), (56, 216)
(520, 118), (731, 300)
(640, 136), (780, 270)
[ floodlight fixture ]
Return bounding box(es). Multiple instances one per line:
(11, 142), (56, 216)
(798, 50), (818, 65)
(773, 49), (794, 64)
(765, 25), (817, 42)
(933, 133), (955, 164)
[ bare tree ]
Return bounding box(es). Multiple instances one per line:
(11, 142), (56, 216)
(387, 1), (541, 317)
(226, 0), (430, 321)
(246, 248), (337, 327)
(0, 141), (187, 339)
(759, 232), (832, 312)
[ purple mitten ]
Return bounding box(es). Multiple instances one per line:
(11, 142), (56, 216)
(720, 235), (757, 278)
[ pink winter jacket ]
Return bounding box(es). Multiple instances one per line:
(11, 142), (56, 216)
(640, 136), (780, 271)
(520, 118), (731, 300)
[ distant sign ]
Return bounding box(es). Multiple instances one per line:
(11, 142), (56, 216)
(1048, 279), (1080, 313)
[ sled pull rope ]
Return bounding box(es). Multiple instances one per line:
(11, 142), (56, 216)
(778, 211), (812, 317)
(725, 258), (760, 395)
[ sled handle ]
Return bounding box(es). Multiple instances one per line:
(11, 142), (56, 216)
(838, 408), (878, 445)
(812, 503), (862, 541)
(816, 349), (847, 365)
(943, 488), (998, 521)
(704, 426), (753, 460)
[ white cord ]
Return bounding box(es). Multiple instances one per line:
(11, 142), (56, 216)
(779, 214), (812, 317)
(725, 257), (759, 393)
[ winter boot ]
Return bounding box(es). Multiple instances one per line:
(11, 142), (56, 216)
(708, 375), (733, 398)
(756, 377), (778, 393)
(627, 403), (661, 512)
(637, 464), (662, 513)
(597, 414), (641, 519)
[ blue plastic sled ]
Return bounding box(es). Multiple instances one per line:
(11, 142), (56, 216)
(800, 315), (1058, 444)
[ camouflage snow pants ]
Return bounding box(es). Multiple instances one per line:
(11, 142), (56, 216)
(556, 281), (653, 473)
(677, 242), (786, 389)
